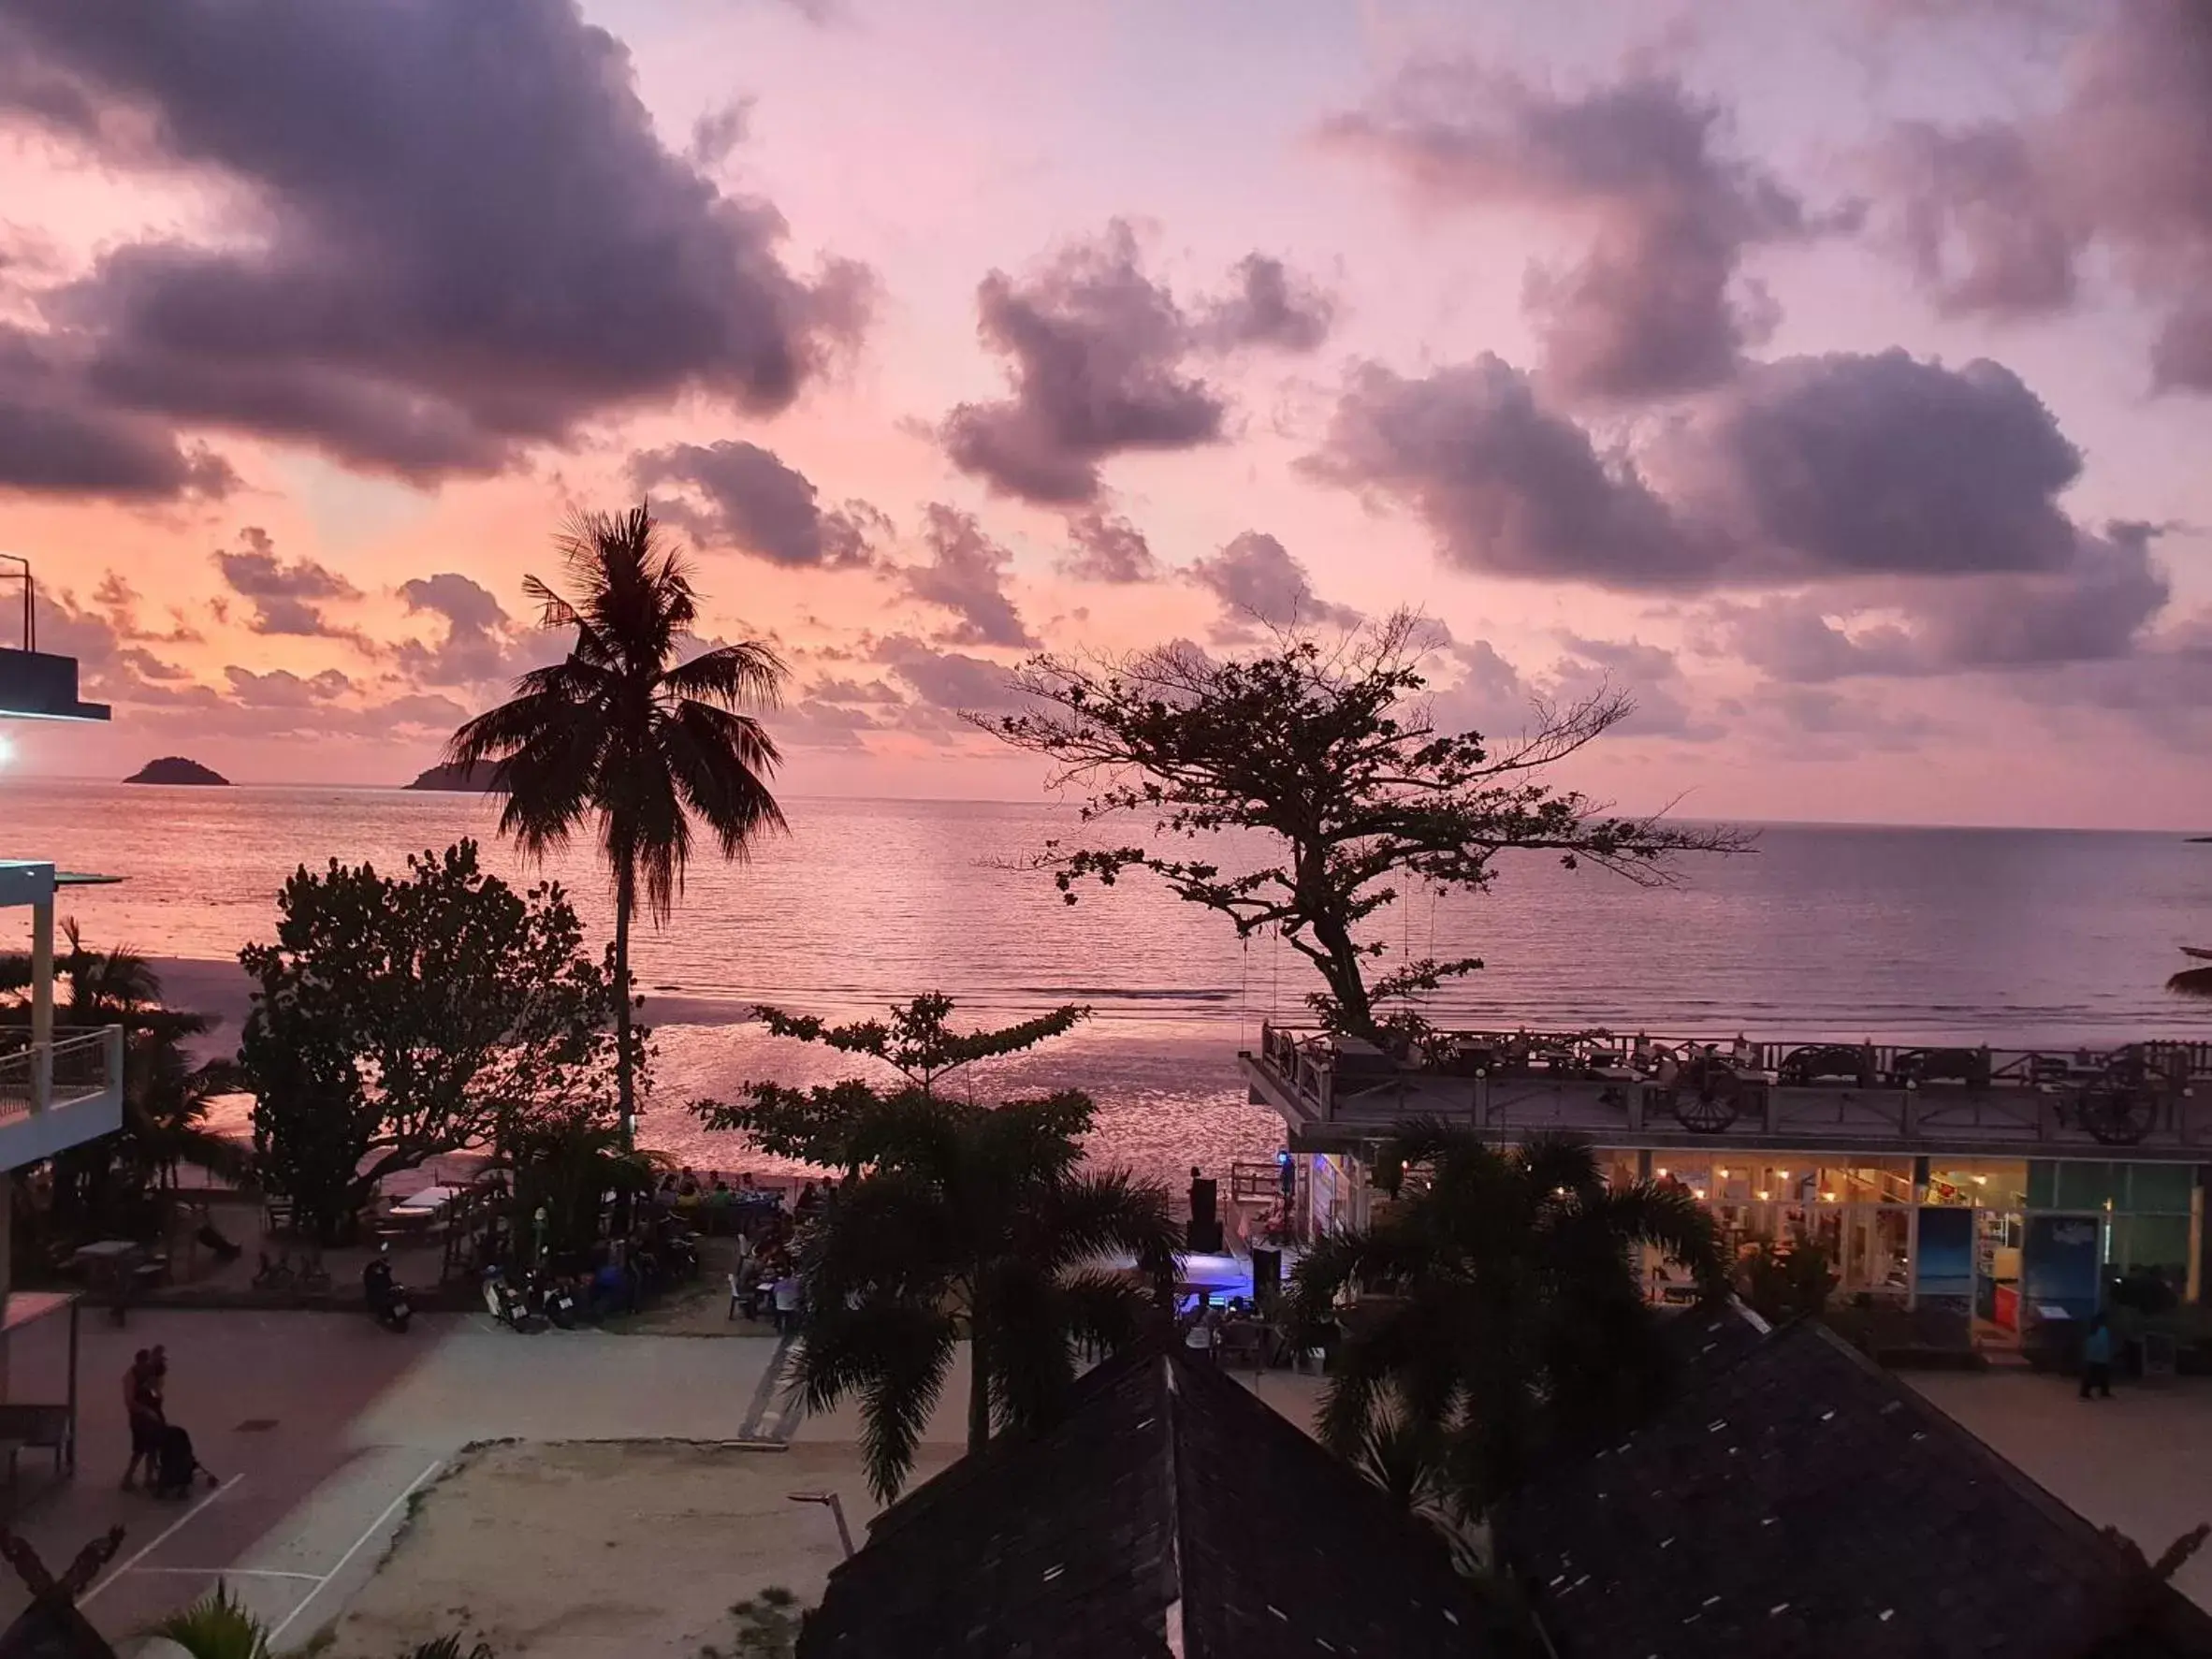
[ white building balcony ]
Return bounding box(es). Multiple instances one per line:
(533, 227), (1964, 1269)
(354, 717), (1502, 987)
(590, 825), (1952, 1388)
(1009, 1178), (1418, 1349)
(0, 862), (124, 1173)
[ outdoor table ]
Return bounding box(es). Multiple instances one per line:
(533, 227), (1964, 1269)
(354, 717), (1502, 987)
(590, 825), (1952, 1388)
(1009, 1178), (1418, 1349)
(68, 1240), (141, 1324)
(391, 1185), (463, 1218)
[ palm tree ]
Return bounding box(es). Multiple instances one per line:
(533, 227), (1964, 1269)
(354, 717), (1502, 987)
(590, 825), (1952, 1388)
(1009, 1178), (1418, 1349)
(1289, 1125), (1724, 1518)
(447, 504), (788, 1144)
(793, 1091), (1182, 1501)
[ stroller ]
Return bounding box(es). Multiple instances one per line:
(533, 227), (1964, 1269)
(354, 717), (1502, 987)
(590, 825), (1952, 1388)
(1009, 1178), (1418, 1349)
(149, 1422), (219, 1499)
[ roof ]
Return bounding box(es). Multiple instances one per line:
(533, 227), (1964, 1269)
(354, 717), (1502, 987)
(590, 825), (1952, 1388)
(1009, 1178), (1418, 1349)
(1507, 1310), (2212, 1659)
(799, 1343), (1501, 1658)
(0, 1596), (117, 1659)
(0, 651), (108, 723)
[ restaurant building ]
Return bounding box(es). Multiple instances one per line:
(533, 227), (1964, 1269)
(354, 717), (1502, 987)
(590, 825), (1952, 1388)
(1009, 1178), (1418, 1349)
(1242, 1024), (2212, 1326)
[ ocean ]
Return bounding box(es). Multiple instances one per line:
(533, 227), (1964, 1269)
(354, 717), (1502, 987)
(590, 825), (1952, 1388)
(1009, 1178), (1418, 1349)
(7, 780), (2208, 1185)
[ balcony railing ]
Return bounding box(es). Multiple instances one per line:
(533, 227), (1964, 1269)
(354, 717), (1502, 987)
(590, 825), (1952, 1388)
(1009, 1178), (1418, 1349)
(0, 1027), (124, 1122)
(1247, 1022), (2212, 1154)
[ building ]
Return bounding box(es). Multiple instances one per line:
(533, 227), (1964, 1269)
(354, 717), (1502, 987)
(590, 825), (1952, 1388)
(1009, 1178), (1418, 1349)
(1508, 1305), (2212, 1658)
(1244, 1025), (2212, 1329)
(0, 610), (126, 1302)
(799, 1340), (1519, 1657)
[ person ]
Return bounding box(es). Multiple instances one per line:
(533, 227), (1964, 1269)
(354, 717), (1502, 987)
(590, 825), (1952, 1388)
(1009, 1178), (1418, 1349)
(2080, 1312), (2115, 1400)
(795, 1181), (822, 1218)
(121, 1349), (157, 1490)
(772, 1269), (803, 1335)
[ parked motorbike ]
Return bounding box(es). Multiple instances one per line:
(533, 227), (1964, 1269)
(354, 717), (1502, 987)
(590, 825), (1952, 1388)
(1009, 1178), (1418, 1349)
(482, 1265), (535, 1332)
(532, 1268), (579, 1331)
(363, 1244), (412, 1333)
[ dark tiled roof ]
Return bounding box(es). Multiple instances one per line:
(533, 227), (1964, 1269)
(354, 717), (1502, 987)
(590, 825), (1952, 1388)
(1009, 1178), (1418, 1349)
(800, 1345), (1497, 1659)
(1507, 1314), (2212, 1659)
(0, 1598), (117, 1659)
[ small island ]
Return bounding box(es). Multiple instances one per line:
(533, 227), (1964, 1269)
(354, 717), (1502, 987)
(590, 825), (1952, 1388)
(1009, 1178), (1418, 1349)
(405, 758), (509, 792)
(124, 757), (230, 786)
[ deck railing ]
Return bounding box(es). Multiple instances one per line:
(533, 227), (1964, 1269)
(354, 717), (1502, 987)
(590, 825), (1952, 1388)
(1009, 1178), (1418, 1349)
(0, 1026), (124, 1121)
(1249, 1022), (2212, 1151)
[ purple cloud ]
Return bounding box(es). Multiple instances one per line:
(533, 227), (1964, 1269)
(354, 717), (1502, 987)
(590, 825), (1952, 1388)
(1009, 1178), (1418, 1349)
(632, 441), (881, 568)
(1186, 531), (1361, 637)
(942, 222), (1334, 504)
(901, 505), (1035, 648)
(1058, 511), (1159, 584)
(211, 529), (364, 638)
(1327, 67), (1827, 399)
(398, 572), (512, 685)
(0, 0), (870, 484)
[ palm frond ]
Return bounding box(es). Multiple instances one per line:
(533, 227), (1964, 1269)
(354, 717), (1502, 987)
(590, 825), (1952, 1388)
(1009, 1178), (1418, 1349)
(793, 1300), (958, 1502)
(662, 640), (790, 708)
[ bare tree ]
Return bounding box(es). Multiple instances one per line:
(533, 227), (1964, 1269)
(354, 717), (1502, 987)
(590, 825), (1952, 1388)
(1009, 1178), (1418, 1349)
(977, 611), (1747, 1041)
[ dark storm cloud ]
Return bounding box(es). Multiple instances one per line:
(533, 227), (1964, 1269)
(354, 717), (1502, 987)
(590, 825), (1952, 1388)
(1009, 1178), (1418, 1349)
(1307, 349), (2085, 590)
(1303, 356), (1701, 586)
(632, 441), (880, 568)
(1870, 0), (2212, 391)
(0, 0), (870, 483)
(1058, 511), (1159, 584)
(211, 529), (364, 637)
(1326, 67), (1825, 399)
(942, 222), (1332, 505)
(1186, 531), (1361, 637)
(0, 326), (235, 500)
(901, 505), (1035, 648)
(398, 572), (512, 685)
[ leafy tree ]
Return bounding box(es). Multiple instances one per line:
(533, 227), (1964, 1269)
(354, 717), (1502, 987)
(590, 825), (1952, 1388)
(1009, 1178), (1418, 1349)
(694, 994), (1087, 1173)
(983, 613), (1745, 1041)
(0, 922), (243, 1237)
(238, 840), (625, 1243)
(447, 503), (788, 1144)
(795, 1090), (1181, 1500)
(1289, 1125), (1724, 1516)
(507, 1110), (666, 1264)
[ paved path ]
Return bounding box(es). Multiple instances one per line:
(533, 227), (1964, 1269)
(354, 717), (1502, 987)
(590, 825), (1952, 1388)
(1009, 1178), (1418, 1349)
(1912, 1369), (2212, 1613)
(0, 1307), (785, 1652)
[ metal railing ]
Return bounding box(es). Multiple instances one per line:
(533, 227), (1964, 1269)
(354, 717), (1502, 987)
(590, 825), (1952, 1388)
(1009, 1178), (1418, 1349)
(1249, 1022), (2212, 1151)
(0, 1026), (124, 1121)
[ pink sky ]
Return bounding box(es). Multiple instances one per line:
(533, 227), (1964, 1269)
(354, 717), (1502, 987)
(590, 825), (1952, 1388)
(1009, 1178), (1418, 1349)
(1, 0), (2206, 827)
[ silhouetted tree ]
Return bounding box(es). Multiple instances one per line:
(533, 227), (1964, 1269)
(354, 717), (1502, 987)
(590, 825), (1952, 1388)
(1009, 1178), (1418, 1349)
(694, 994), (1088, 1174)
(982, 612), (1746, 1041)
(447, 503), (787, 1143)
(794, 1088), (1180, 1499)
(1289, 1125), (1724, 1515)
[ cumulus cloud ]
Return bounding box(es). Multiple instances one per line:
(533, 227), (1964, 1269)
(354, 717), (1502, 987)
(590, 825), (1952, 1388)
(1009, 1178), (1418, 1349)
(1195, 255), (1337, 352)
(0, 325), (236, 500)
(900, 505), (1035, 648)
(942, 222), (1333, 504)
(0, 0), (870, 487)
(1326, 66), (1828, 399)
(1869, 0), (2212, 391)
(398, 572), (512, 685)
(211, 529), (364, 637)
(1303, 356), (1699, 585)
(632, 441), (881, 568)
(873, 633), (1026, 714)
(1308, 349), (2088, 589)
(1186, 531), (1362, 638)
(1058, 510), (1159, 584)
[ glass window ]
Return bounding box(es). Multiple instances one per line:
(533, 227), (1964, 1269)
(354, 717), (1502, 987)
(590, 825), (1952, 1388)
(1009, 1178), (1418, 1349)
(2110, 1215), (2191, 1278)
(2123, 1164), (2195, 1215)
(1926, 1160), (2028, 1208)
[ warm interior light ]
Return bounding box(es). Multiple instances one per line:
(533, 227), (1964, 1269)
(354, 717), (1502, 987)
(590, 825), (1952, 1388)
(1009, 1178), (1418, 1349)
(1775, 1169), (1790, 1179)
(0, 735), (15, 767)
(1822, 1192), (1838, 1202)
(1691, 1188), (1706, 1200)
(1972, 1174), (1987, 1186)
(1655, 1167), (1669, 1178)
(1756, 1189), (1771, 1201)
(1718, 1168), (1730, 1178)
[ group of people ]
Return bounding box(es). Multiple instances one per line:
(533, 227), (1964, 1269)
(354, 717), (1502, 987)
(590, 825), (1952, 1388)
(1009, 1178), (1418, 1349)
(653, 1167), (792, 1236)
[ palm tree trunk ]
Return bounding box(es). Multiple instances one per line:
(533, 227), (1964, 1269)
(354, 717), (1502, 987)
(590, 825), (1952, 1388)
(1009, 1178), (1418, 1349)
(613, 856), (636, 1150)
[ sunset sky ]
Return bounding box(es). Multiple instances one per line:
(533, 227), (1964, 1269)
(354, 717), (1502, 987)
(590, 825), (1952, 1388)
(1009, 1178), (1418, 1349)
(2, 0), (2206, 827)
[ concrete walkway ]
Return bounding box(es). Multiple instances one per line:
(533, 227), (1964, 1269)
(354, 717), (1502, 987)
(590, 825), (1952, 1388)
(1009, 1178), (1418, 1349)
(1912, 1369), (2212, 1613)
(0, 1308), (789, 1652)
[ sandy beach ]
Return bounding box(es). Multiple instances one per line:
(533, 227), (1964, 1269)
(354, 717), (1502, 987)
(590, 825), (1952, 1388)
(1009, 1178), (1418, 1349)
(314, 1439), (956, 1659)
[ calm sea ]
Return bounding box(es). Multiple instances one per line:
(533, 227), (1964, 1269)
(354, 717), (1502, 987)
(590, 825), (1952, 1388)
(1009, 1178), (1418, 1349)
(7, 780), (2207, 1184)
